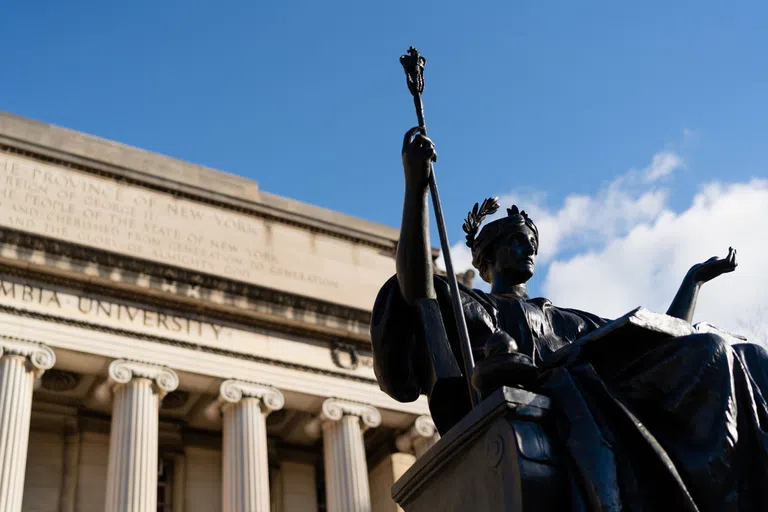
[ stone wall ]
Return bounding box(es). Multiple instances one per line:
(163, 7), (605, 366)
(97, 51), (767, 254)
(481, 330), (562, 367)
(279, 461), (318, 512)
(22, 430), (64, 512)
(185, 446), (222, 512)
(74, 433), (109, 512)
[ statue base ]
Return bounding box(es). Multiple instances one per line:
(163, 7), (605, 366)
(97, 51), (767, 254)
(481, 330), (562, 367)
(392, 387), (565, 512)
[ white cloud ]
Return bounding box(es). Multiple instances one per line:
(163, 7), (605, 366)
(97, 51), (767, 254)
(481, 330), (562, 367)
(437, 151), (684, 291)
(542, 179), (768, 345)
(495, 151), (680, 263)
(643, 151), (683, 183)
(434, 143), (767, 347)
(435, 242), (473, 274)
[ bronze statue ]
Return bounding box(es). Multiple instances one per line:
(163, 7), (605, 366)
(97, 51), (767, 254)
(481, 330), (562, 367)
(372, 48), (768, 511)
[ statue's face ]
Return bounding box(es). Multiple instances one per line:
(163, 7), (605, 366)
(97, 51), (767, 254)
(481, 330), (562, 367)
(491, 225), (538, 283)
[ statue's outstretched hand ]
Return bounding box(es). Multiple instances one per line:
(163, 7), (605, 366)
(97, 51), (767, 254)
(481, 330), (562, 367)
(668, 247), (737, 323)
(402, 127), (436, 190)
(688, 247), (738, 285)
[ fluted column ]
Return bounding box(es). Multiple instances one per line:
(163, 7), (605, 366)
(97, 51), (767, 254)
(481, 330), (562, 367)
(306, 399), (381, 512)
(206, 380), (284, 512)
(0, 339), (55, 512)
(395, 416), (439, 459)
(103, 360), (178, 512)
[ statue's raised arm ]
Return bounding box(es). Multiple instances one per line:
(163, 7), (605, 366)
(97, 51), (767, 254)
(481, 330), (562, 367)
(396, 127), (438, 304)
(666, 247), (738, 323)
(373, 47), (768, 511)
(371, 127), (768, 509)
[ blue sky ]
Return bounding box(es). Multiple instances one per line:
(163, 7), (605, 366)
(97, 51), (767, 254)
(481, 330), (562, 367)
(2, 1), (768, 334)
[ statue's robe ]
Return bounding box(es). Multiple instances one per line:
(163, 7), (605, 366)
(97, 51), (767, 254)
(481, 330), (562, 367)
(371, 275), (768, 511)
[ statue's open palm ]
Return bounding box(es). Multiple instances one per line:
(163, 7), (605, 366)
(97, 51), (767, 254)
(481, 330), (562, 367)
(689, 247), (738, 284)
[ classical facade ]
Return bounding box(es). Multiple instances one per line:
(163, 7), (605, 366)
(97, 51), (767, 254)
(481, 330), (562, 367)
(0, 111), (440, 512)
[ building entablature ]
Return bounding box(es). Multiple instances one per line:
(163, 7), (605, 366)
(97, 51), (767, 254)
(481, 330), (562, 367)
(0, 111), (437, 512)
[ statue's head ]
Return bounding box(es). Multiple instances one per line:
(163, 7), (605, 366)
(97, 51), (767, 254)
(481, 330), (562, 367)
(463, 199), (539, 285)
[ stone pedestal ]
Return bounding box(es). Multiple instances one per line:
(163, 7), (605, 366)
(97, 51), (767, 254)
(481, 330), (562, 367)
(104, 360), (179, 512)
(307, 398), (381, 512)
(0, 339), (55, 512)
(392, 388), (563, 512)
(209, 380), (284, 512)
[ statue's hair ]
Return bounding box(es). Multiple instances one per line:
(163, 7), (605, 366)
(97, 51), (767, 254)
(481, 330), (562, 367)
(463, 199), (539, 283)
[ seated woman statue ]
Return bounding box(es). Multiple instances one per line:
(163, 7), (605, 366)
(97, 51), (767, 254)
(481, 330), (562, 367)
(371, 127), (768, 511)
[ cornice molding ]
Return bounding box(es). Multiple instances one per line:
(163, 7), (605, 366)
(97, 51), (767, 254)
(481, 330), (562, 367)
(0, 228), (373, 336)
(0, 259), (372, 353)
(0, 307), (378, 385)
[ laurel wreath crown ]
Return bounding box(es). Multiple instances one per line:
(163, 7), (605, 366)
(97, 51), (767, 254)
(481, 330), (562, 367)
(462, 197), (500, 248)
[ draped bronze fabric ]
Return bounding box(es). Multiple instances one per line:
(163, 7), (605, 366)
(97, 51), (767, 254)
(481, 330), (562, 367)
(371, 275), (768, 511)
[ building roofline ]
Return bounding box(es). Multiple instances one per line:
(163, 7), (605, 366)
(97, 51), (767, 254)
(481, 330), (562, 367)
(0, 110), (405, 250)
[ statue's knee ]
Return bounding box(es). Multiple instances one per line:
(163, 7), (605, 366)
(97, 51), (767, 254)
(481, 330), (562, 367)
(732, 342), (768, 388)
(683, 332), (729, 359)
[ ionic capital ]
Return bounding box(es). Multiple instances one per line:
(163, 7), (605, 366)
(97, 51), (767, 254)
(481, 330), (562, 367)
(205, 380), (285, 421)
(0, 337), (56, 377)
(396, 415), (438, 454)
(107, 359), (179, 397)
(305, 398), (381, 438)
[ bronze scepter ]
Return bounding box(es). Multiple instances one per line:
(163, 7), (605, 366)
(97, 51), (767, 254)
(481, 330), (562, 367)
(400, 46), (481, 407)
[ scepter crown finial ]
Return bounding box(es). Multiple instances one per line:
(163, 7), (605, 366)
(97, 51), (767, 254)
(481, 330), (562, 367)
(400, 46), (426, 97)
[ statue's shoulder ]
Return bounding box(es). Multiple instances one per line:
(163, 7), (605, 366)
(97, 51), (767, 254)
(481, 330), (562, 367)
(433, 274), (498, 328)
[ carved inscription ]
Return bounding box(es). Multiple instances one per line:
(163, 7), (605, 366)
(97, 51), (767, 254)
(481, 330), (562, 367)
(0, 275), (378, 379)
(0, 154), (394, 307)
(0, 280), (62, 307)
(0, 278), (224, 340)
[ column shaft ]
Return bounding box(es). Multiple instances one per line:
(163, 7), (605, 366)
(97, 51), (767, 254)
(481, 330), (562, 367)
(0, 355), (36, 512)
(323, 416), (372, 512)
(223, 397), (270, 512)
(172, 454), (185, 512)
(59, 428), (81, 512)
(212, 380), (284, 512)
(105, 378), (160, 512)
(0, 340), (55, 512)
(102, 360), (178, 512)
(308, 400), (380, 512)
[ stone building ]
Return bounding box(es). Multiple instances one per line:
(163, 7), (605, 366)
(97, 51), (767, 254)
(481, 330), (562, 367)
(0, 111), (440, 512)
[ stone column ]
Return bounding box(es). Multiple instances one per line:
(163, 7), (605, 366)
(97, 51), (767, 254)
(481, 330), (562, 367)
(59, 424), (81, 512)
(103, 359), (179, 512)
(206, 380), (284, 512)
(369, 453), (414, 512)
(306, 398), (381, 512)
(171, 454), (185, 512)
(395, 416), (439, 459)
(0, 339), (55, 512)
